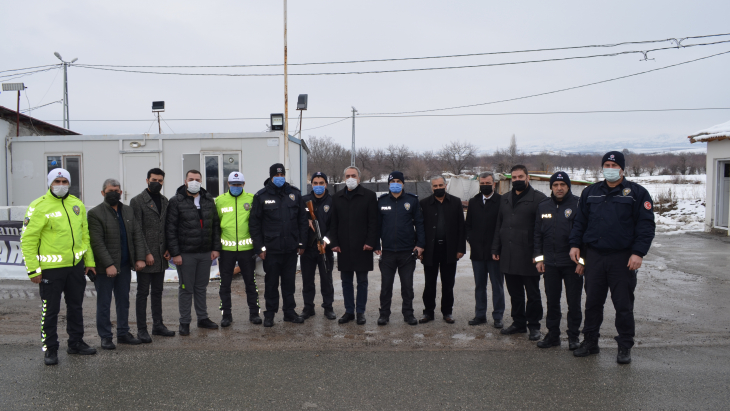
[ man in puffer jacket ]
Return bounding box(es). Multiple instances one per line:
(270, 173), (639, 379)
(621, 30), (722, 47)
(166, 170), (222, 336)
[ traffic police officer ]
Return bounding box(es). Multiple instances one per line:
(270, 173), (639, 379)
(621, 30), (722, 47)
(300, 171), (336, 320)
(534, 171), (584, 351)
(249, 163), (309, 327)
(570, 151), (655, 364)
(215, 171), (262, 327)
(376, 171), (425, 326)
(21, 168), (97, 365)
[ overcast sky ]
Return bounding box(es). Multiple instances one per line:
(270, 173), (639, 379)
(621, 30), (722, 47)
(2, 1), (729, 153)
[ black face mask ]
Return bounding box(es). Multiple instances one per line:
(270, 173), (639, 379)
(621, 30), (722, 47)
(104, 191), (121, 206)
(434, 188), (446, 198)
(512, 180), (527, 192)
(148, 181), (162, 194)
(480, 185), (493, 196)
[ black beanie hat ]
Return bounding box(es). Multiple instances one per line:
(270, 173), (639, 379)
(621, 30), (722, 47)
(269, 163), (285, 178)
(388, 171), (405, 183)
(550, 171), (571, 189)
(311, 171), (328, 183)
(601, 151), (625, 170)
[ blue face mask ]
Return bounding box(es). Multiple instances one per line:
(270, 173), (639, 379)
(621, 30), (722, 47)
(603, 168), (621, 182)
(272, 176), (286, 187)
(312, 185), (326, 195)
(229, 186), (243, 197)
(389, 182), (403, 193)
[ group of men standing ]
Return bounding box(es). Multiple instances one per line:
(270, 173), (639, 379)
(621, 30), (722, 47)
(22, 150), (655, 367)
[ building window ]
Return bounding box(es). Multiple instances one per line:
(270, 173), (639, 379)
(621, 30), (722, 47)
(200, 152), (241, 197)
(46, 155), (82, 200)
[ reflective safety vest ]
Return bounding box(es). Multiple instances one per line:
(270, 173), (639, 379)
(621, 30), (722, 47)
(21, 189), (95, 277)
(215, 191), (255, 252)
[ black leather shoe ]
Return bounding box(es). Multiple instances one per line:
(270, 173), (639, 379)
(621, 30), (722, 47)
(44, 349), (58, 365)
(179, 323), (190, 336)
(356, 313), (366, 325)
(152, 324), (176, 337)
(221, 315), (232, 328)
(617, 347), (632, 364)
(419, 314), (434, 324)
(284, 314), (305, 324)
(468, 317), (487, 326)
(493, 320), (504, 329)
(500, 324), (527, 335)
(339, 313), (355, 324)
(405, 316), (418, 326)
(197, 318), (219, 329)
(118, 332), (142, 345)
(263, 317), (274, 327)
(250, 313), (263, 325)
(377, 316), (389, 326)
(67, 340), (97, 355)
(537, 333), (560, 348)
(528, 328), (542, 341)
(324, 309), (337, 320)
(299, 310), (315, 320)
(568, 337), (580, 351)
(137, 329), (153, 343)
(443, 314), (455, 324)
(100, 337), (116, 350)
(573, 339), (600, 357)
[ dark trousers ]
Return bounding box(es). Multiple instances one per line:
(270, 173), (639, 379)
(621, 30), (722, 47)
(300, 246), (335, 312)
(218, 250), (259, 316)
(38, 263), (87, 351)
(136, 271), (165, 331)
(176, 252), (212, 324)
(471, 259), (505, 321)
(583, 248), (637, 348)
(379, 250), (416, 318)
(422, 243), (457, 316)
(543, 264), (583, 338)
(262, 252), (298, 318)
(95, 264), (132, 339)
(504, 273), (543, 330)
(341, 271), (368, 314)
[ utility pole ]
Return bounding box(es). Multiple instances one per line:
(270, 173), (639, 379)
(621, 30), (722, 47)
(283, 0), (290, 180)
(350, 106), (357, 166)
(54, 52), (77, 130)
(157, 112), (162, 134)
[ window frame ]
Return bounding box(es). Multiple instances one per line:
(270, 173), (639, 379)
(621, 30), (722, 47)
(45, 153), (84, 201)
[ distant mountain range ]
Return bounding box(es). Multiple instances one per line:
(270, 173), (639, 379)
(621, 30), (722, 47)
(520, 134), (705, 155)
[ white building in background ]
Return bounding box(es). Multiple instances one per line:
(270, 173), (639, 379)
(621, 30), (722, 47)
(689, 120), (730, 235)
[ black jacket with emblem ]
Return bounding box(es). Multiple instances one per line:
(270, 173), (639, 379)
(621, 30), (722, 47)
(130, 189), (169, 273)
(419, 193), (466, 266)
(569, 179), (655, 257)
(378, 192), (426, 252)
(302, 190), (333, 250)
(534, 193), (579, 267)
(249, 181), (309, 254)
(87, 202), (147, 271)
(165, 185), (222, 256)
(491, 185), (547, 276)
(465, 192), (502, 261)
(328, 184), (379, 271)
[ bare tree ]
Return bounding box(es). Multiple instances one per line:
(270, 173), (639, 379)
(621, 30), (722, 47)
(306, 136), (351, 183)
(407, 156), (429, 181)
(384, 144), (412, 171)
(439, 140), (479, 175)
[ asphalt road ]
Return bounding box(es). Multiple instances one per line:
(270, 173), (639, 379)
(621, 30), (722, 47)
(1, 232), (729, 410)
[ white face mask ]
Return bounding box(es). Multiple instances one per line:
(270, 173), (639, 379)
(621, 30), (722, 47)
(186, 180), (201, 194)
(345, 178), (358, 190)
(51, 185), (69, 197)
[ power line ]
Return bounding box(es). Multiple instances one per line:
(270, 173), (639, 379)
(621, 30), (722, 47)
(76, 33), (730, 68)
(301, 117), (350, 131)
(70, 40), (730, 77)
(20, 100), (62, 113)
(0, 66), (60, 82)
(0, 64), (59, 74)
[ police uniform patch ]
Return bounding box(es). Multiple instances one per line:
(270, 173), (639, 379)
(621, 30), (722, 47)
(623, 188), (631, 196)
(289, 194), (295, 201)
(244, 203), (251, 211)
(644, 201), (652, 210)
(72, 206), (80, 216)
(565, 208), (572, 218)
(324, 205), (330, 212)
(24, 217), (30, 227)
(404, 203), (411, 211)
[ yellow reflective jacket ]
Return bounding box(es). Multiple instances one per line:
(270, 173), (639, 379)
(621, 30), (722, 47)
(215, 191), (254, 252)
(21, 189), (95, 277)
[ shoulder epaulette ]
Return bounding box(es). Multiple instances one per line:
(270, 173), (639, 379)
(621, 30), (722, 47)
(378, 193), (390, 199)
(405, 192), (418, 198)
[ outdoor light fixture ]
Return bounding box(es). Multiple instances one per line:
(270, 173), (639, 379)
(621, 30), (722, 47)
(297, 94), (308, 110)
(270, 113), (284, 131)
(152, 101), (165, 112)
(2, 83), (25, 91)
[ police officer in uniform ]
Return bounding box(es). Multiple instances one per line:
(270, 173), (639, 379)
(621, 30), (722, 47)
(376, 171), (425, 326)
(300, 171), (336, 320)
(570, 151), (655, 364)
(534, 171), (584, 350)
(215, 171), (262, 327)
(249, 163), (309, 327)
(21, 168), (97, 365)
